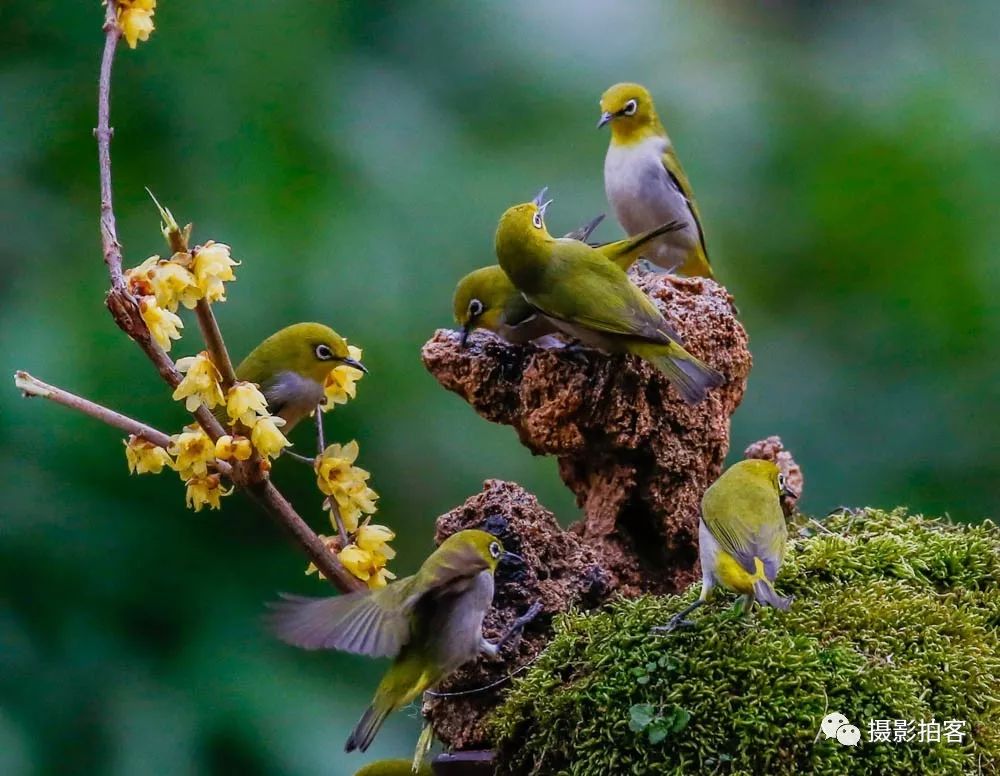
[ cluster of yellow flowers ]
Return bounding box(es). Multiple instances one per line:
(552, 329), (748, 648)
(323, 345), (366, 408)
(308, 523), (397, 590)
(115, 0), (156, 50)
(311, 440), (394, 588)
(125, 242), (239, 352)
(123, 351), (295, 510)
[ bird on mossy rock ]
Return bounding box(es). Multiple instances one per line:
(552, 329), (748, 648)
(657, 458), (797, 632)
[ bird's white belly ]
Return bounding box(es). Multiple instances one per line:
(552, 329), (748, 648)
(604, 138), (699, 266)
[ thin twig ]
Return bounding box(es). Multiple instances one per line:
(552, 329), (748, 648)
(16, 371), (172, 448)
(247, 481), (365, 592)
(315, 405), (326, 453)
(97, 1), (123, 289)
(195, 300), (237, 389)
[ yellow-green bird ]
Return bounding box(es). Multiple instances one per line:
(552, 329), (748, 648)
(658, 459), (796, 632)
(599, 82), (713, 278)
(494, 191), (724, 405)
(454, 214), (682, 347)
(230, 322), (365, 432)
(268, 529), (536, 753)
(353, 760), (432, 776)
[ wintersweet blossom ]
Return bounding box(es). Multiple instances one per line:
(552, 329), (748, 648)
(172, 352), (224, 412)
(323, 345), (365, 408)
(337, 544), (395, 589)
(191, 241), (238, 303)
(250, 416), (290, 460)
(356, 522), (397, 561)
(185, 473), (230, 512)
(226, 382), (270, 428)
(214, 434), (253, 462)
(117, 0), (155, 49)
(123, 435), (173, 474)
(315, 441), (380, 528)
(138, 296), (183, 351)
(169, 426), (216, 479)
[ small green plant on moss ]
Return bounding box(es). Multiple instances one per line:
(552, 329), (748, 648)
(492, 509), (999, 775)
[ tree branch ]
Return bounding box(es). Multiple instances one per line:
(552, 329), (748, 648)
(85, 4), (357, 594)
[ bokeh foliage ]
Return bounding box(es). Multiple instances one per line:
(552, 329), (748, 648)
(493, 509), (1000, 774)
(1, 2), (997, 775)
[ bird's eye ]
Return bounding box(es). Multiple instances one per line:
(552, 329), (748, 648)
(468, 298), (484, 317)
(622, 99), (638, 116)
(531, 211), (543, 229)
(777, 473), (786, 490)
(489, 541), (501, 559)
(314, 344), (335, 361)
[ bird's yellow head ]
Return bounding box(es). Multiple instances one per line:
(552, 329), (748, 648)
(434, 529), (510, 574)
(452, 266), (517, 346)
(238, 322), (366, 386)
(598, 82), (662, 144)
(723, 458), (797, 500)
(495, 188), (554, 262)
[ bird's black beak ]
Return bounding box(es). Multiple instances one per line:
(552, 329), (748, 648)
(500, 551), (524, 566)
(531, 187), (549, 207)
(597, 111), (613, 129)
(460, 323), (473, 349)
(341, 357), (367, 373)
(781, 482), (798, 500)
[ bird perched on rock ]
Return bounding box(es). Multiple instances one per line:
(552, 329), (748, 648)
(657, 459), (796, 632)
(493, 190), (723, 404)
(229, 322), (365, 432)
(268, 529), (539, 753)
(599, 82), (713, 278)
(453, 214), (681, 347)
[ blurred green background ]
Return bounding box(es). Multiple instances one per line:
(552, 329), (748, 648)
(2, 2), (998, 774)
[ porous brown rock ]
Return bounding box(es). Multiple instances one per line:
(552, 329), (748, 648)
(422, 271), (752, 594)
(423, 480), (614, 751)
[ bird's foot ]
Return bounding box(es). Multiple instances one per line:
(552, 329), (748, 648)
(284, 450), (317, 466)
(652, 615), (695, 634)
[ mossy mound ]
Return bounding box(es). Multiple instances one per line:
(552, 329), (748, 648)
(492, 509), (1000, 775)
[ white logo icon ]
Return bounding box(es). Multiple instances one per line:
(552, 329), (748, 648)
(820, 712), (861, 746)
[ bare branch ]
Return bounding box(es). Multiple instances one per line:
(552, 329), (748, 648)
(194, 299), (238, 389)
(15, 371), (171, 448)
(97, 1), (124, 289)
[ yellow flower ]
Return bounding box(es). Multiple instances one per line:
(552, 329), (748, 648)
(169, 426), (216, 479)
(117, 4), (155, 49)
(368, 567), (397, 590)
(139, 296), (183, 351)
(226, 382), (270, 428)
(250, 416), (290, 460)
(191, 241), (238, 303)
(323, 345), (365, 408)
(324, 498), (360, 534)
(357, 522), (397, 561)
(315, 440), (361, 493)
(126, 256), (199, 312)
(123, 434), (173, 474)
(214, 434), (253, 462)
(185, 473), (230, 512)
(172, 352), (224, 412)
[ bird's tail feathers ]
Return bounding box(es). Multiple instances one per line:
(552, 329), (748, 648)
(753, 578), (792, 610)
(345, 702), (392, 753)
(636, 344), (724, 405)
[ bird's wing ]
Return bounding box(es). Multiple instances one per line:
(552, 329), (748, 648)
(662, 147), (710, 264)
(598, 219), (687, 271)
(563, 214), (606, 243)
(266, 576), (419, 658)
(702, 500), (786, 579)
(527, 243), (681, 344)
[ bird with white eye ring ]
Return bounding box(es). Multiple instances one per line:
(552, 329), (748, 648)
(599, 82), (714, 278)
(224, 322), (367, 433)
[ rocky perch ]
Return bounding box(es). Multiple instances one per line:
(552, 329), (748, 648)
(419, 270), (792, 754)
(422, 271), (751, 595)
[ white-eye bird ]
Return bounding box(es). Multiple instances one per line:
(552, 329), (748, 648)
(267, 529), (537, 753)
(453, 214), (682, 347)
(599, 82), (713, 278)
(494, 190), (724, 405)
(658, 459), (796, 632)
(230, 322), (365, 432)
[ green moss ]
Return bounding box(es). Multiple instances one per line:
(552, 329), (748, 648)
(492, 509), (1000, 775)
